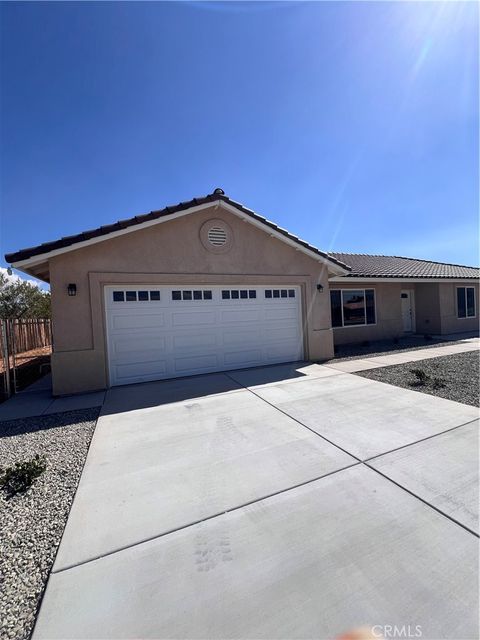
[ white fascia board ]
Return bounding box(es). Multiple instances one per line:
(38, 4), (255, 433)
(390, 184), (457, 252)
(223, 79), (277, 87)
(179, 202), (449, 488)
(12, 200), (350, 276)
(328, 276), (479, 284)
(218, 202), (349, 275)
(11, 201), (219, 270)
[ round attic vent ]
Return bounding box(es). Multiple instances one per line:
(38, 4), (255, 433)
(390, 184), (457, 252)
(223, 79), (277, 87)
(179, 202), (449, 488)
(200, 218), (233, 253)
(207, 226), (227, 246)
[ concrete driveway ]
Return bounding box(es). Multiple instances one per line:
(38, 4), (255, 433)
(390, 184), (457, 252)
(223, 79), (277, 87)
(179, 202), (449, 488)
(33, 362), (479, 639)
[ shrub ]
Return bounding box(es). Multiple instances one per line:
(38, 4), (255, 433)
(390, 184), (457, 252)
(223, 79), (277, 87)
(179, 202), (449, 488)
(432, 377), (446, 389)
(0, 455), (46, 499)
(410, 368), (429, 385)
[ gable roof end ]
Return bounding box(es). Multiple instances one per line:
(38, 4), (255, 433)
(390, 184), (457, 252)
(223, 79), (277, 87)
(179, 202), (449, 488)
(5, 191), (351, 275)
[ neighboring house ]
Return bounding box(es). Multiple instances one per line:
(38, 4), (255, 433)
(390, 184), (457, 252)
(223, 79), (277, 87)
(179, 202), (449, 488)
(5, 189), (479, 395)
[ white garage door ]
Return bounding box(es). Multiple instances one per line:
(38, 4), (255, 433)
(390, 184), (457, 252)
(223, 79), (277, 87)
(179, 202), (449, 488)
(105, 285), (304, 386)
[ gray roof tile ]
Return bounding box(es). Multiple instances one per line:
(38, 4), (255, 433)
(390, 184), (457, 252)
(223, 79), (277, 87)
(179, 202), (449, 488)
(329, 253), (479, 279)
(5, 190), (349, 272)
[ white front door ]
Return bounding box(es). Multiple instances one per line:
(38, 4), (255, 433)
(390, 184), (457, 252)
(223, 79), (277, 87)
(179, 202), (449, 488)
(104, 285), (304, 386)
(401, 289), (415, 332)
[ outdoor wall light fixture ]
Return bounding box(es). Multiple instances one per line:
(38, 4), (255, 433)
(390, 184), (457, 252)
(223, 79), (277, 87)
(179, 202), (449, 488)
(316, 284), (324, 292)
(67, 283), (77, 297)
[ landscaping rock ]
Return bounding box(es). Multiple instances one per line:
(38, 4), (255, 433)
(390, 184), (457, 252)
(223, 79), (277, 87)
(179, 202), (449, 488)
(356, 350), (479, 407)
(0, 408), (99, 640)
(329, 336), (472, 362)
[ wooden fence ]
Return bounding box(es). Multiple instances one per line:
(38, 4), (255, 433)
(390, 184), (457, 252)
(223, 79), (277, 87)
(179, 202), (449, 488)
(1, 319), (52, 397)
(1, 318), (52, 356)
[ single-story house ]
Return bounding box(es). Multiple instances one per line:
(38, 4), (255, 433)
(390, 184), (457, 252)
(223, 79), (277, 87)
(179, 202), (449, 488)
(6, 189), (479, 396)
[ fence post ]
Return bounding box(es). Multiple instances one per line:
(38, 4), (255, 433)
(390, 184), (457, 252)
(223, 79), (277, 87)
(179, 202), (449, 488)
(10, 319), (18, 394)
(1, 319), (11, 399)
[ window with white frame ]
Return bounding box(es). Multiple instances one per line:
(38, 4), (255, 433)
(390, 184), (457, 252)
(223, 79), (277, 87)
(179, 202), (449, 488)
(456, 287), (476, 318)
(330, 289), (376, 327)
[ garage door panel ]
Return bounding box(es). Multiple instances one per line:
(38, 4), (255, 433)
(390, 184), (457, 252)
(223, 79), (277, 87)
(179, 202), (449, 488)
(267, 327), (301, 341)
(113, 337), (167, 356)
(105, 285), (303, 386)
(222, 328), (262, 346)
(264, 307), (298, 321)
(112, 313), (166, 330)
(115, 360), (168, 382)
(224, 349), (263, 366)
(220, 309), (262, 323)
(173, 354), (218, 373)
(171, 311), (216, 327)
(172, 333), (218, 349)
(113, 344), (167, 361)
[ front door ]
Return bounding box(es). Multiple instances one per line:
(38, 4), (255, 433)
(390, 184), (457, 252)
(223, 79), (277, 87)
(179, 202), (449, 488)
(401, 289), (415, 332)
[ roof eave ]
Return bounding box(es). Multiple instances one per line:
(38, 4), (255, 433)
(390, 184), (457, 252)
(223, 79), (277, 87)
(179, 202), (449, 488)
(9, 197), (351, 276)
(12, 261), (51, 284)
(329, 275), (480, 283)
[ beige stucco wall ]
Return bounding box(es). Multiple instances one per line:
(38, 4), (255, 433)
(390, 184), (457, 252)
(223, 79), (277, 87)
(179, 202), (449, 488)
(438, 282), (480, 335)
(49, 205), (335, 395)
(331, 282), (404, 346)
(331, 280), (479, 345)
(414, 283), (441, 335)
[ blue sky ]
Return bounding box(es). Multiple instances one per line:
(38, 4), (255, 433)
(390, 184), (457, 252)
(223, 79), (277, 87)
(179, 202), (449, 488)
(1, 1), (478, 287)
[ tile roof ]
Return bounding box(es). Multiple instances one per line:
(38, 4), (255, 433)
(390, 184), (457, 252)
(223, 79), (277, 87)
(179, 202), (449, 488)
(329, 253), (479, 279)
(5, 190), (349, 272)
(5, 190), (478, 281)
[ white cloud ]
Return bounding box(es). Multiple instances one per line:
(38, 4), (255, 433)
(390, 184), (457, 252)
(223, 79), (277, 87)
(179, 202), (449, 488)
(0, 267), (49, 291)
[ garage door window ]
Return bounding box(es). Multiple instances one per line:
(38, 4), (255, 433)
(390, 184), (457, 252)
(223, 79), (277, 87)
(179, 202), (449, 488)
(265, 289), (295, 299)
(172, 290), (213, 301)
(112, 290), (161, 302)
(222, 290), (256, 300)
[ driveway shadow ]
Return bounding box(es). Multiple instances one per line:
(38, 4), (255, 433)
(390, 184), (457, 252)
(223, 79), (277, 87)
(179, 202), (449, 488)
(101, 362), (310, 416)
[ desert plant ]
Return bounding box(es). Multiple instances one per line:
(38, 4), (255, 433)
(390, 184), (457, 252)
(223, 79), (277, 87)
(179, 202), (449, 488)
(410, 368), (429, 385)
(0, 455), (46, 499)
(432, 377), (446, 389)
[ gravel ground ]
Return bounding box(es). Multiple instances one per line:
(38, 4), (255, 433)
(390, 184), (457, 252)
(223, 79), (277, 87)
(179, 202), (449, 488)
(0, 408), (99, 640)
(327, 336), (473, 362)
(356, 350), (480, 407)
